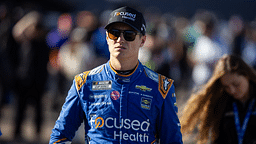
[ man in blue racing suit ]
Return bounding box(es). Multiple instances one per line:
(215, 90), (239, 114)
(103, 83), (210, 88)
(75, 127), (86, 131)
(49, 6), (183, 144)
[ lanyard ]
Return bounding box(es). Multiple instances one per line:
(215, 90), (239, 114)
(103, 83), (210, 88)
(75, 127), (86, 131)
(232, 98), (255, 144)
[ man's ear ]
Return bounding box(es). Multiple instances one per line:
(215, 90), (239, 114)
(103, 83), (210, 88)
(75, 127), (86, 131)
(140, 35), (146, 47)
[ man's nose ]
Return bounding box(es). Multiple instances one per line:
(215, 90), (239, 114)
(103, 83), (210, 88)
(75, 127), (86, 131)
(117, 33), (125, 42)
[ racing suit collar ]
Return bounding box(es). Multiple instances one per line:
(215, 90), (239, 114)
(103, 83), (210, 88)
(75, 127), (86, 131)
(106, 60), (143, 83)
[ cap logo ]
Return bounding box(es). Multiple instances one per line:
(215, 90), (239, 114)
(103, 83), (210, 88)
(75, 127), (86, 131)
(141, 24), (146, 32)
(114, 12), (136, 21)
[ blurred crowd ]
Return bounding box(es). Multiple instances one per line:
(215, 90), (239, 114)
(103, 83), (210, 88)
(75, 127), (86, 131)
(0, 1), (255, 143)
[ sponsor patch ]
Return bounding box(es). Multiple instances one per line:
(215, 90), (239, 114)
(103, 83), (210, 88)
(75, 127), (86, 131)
(91, 116), (150, 142)
(92, 80), (112, 90)
(89, 95), (107, 99)
(91, 102), (112, 106)
(144, 68), (158, 82)
(88, 65), (104, 76)
(141, 97), (152, 110)
(75, 71), (90, 91)
(129, 91), (139, 95)
(114, 12), (136, 21)
(111, 91), (120, 100)
(159, 75), (173, 99)
(129, 91), (153, 98)
(135, 85), (152, 92)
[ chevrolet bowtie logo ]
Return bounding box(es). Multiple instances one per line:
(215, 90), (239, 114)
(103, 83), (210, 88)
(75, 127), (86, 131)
(142, 99), (150, 104)
(135, 85), (152, 92)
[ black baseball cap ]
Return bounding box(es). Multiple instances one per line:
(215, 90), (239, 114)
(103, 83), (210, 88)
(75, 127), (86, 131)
(105, 6), (146, 35)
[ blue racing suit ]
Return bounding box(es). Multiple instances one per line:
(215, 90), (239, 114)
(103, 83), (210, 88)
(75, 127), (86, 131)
(49, 61), (183, 144)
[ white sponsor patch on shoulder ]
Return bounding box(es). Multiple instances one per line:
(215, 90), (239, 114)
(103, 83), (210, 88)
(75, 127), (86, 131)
(144, 67), (158, 83)
(88, 65), (104, 76)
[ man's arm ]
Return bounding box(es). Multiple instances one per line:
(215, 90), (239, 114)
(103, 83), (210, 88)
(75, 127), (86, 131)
(157, 81), (183, 144)
(49, 80), (85, 144)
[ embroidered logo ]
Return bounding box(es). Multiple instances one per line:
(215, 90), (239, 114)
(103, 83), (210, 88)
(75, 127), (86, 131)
(92, 80), (112, 91)
(114, 12), (136, 21)
(159, 75), (173, 99)
(75, 71), (90, 91)
(135, 85), (152, 92)
(111, 91), (120, 100)
(141, 97), (152, 110)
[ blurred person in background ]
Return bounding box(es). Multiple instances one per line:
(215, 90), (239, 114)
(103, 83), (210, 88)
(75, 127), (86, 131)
(187, 10), (223, 87)
(138, 7), (165, 72)
(228, 15), (246, 57)
(0, 3), (14, 118)
(0, 3), (25, 119)
(58, 28), (96, 87)
(156, 15), (193, 90)
(56, 15), (98, 108)
(46, 13), (73, 111)
(145, 14), (169, 72)
(138, 33), (155, 69)
(12, 10), (49, 140)
(180, 54), (256, 144)
(242, 19), (256, 69)
(46, 13), (72, 50)
(50, 6), (182, 143)
(87, 10), (110, 62)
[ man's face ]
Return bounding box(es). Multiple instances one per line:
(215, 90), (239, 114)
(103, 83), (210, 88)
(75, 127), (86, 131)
(106, 23), (146, 61)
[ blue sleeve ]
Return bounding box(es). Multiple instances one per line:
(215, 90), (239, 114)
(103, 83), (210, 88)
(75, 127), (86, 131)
(158, 85), (183, 144)
(49, 80), (85, 144)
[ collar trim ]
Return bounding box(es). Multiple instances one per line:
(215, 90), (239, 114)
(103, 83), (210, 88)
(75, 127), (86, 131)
(109, 61), (139, 77)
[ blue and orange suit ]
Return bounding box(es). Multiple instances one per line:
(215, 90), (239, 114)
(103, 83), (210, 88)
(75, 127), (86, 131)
(50, 61), (183, 144)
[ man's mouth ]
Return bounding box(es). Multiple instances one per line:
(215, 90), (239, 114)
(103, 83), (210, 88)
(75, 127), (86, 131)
(115, 46), (126, 49)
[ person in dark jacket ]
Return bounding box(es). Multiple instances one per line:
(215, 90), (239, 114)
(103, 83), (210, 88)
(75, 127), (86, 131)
(180, 54), (256, 144)
(12, 11), (49, 140)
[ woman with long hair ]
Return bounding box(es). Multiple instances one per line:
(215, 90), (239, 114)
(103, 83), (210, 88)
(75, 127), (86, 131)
(180, 54), (256, 144)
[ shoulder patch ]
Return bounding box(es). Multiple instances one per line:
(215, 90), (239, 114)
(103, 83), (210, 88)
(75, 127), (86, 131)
(75, 71), (90, 91)
(158, 75), (173, 99)
(144, 67), (158, 83)
(88, 65), (104, 76)
(75, 65), (104, 91)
